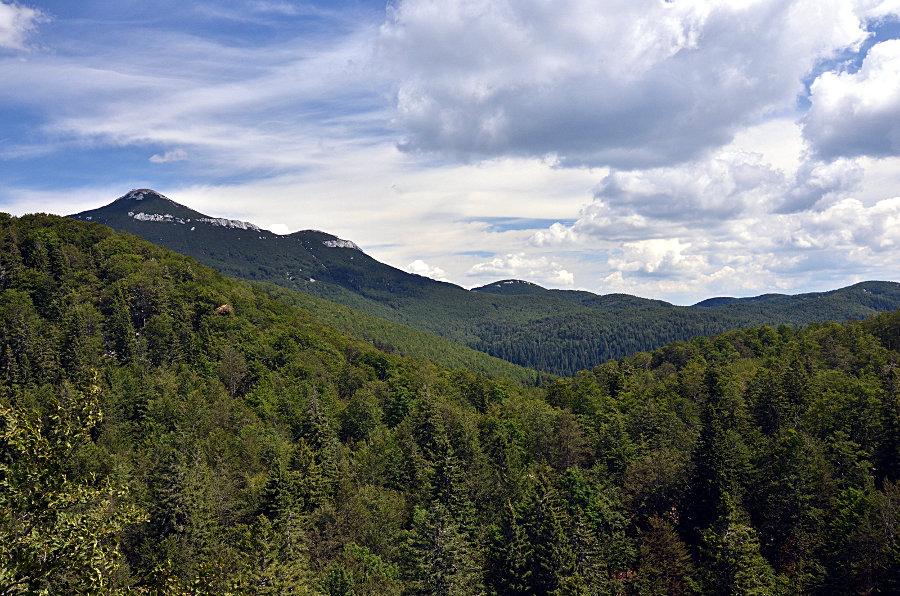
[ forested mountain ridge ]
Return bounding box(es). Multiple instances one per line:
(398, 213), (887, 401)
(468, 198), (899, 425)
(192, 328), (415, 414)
(67, 191), (537, 383)
(70, 189), (452, 305)
(70, 190), (900, 376)
(2, 212), (899, 593)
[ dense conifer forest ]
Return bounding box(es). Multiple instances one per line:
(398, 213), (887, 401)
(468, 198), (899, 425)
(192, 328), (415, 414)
(2, 213), (899, 594)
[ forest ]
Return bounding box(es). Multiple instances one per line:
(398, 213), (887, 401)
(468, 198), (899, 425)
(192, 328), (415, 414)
(71, 190), (900, 377)
(1, 213), (899, 594)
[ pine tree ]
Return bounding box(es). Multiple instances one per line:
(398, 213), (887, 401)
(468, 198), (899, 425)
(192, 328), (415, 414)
(486, 500), (529, 596)
(405, 503), (485, 596)
(102, 282), (136, 362)
(700, 508), (776, 595)
(517, 467), (577, 595)
(684, 365), (750, 542)
(635, 515), (698, 595)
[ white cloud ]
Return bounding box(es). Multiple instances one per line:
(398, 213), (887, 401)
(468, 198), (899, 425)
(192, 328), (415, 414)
(269, 223), (290, 235)
(379, 0), (890, 168)
(778, 157), (865, 212)
(791, 196), (900, 251)
(529, 144), (874, 247)
(608, 238), (707, 276)
(592, 151), (784, 222)
(406, 259), (449, 281)
(149, 148), (188, 163)
(509, 137), (900, 302)
(251, 1), (301, 16)
(529, 222), (578, 247)
(468, 252), (576, 287)
(804, 38), (900, 160)
(551, 269), (575, 286)
(470, 253), (541, 277)
(0, 1), (42, 50)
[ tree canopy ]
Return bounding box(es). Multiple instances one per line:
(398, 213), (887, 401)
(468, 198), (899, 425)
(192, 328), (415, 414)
(1, 213), (898, 594)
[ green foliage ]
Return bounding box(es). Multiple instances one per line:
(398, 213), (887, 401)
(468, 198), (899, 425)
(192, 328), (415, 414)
(700, 508), (776, 595)
(635, 515), (698, 595)
(404, 503), (485, 596)
(2, 213), (900, 593)
(71, 194), (900, 376)
(0, 374), (145, 594)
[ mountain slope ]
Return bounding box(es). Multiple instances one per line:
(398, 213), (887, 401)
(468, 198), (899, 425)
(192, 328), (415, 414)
(71, 190), (900, 375)
(3, 211), (900, 593)
(70, 189), (425, 298)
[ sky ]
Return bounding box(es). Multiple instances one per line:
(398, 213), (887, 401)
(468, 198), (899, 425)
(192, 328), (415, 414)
(1, 0), (900, 304)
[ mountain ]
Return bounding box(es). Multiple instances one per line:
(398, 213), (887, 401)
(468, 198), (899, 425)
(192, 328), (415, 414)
(70, 189), (438, 301)
(67, 191), (535, 383)
(475, 279), (672, 308)
(473, 279), (549, 295)
(3, 211), (900, 593)
(71, 190), (900, 375)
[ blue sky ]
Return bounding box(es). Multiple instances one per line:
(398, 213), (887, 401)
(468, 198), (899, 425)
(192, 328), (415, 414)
(2, 0), (900, 303)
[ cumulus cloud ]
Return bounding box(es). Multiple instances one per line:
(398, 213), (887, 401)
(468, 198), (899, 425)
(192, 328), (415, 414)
(469, 252), (574, 286)
(777, 157), (865, 212)
(380, 0), (889, 168)
(406, 259), (449, 281)
(788, 196), (900, 252)
(551, 269), (575, 286)
(804, 38), (900, 160)
(0, 1), (43, 50)
(528, 145), (875, 247)
(534, 151), (783, 246)
(593, 152), (784, 222)
(529, 222), (578, 247)
(149, 148), (188, 163)
(608, 238), (708, 277)
(511, 138), (900, 302)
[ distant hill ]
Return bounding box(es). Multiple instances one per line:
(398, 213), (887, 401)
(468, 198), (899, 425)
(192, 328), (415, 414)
(70, 190), (900, 375)
(473, 279), (549, 295)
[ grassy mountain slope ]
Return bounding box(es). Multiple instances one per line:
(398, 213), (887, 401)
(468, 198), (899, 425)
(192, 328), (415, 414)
(71, 190), (900, 375)
(3, 212), (900, 593)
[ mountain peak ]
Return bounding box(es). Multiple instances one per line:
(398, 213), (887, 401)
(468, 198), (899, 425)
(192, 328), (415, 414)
(73, 189), (263, 232)
(287, 229), (361, 251)
(472, 279), (548, 295)
(116, 189), (173, 203)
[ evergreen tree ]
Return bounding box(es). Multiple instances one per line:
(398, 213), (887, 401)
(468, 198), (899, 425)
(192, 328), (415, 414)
(404, 503), (485, 596)
(684, 366), (750, 541)
(751, 430), (829, 590)
(101, 282), (136, 362)
(486, 500), (530, 596)
(700, 508), (776, 595)
(635, 515), (698, 595)
(517, 467), (577, 595)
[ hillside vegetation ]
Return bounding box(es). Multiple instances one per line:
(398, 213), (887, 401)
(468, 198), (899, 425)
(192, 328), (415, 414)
(72, 190), (900, 376)
(260, 284), (540, 385)
(2, 213), (899, 594)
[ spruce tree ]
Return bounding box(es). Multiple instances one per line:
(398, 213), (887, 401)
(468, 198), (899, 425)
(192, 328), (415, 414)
(405, 503), (485, 596)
